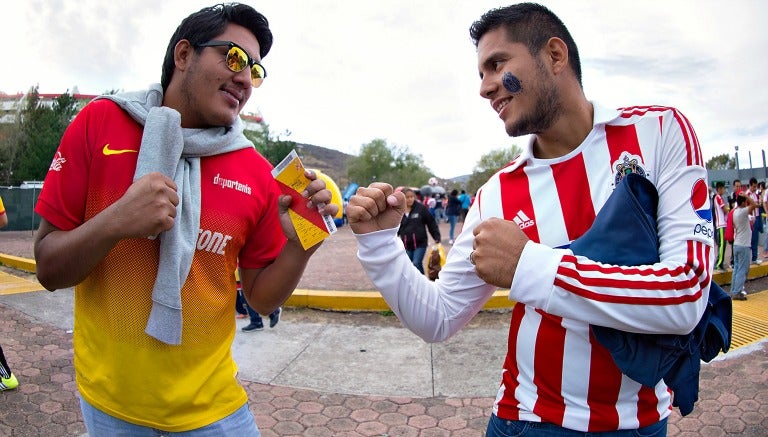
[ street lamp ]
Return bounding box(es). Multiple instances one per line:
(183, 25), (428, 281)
(735, 145), (740, 178)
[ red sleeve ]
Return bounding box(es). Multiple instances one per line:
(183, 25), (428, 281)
(34, 102), (98, 230)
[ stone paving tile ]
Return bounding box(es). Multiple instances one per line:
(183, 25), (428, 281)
(1, 302), (768, 436)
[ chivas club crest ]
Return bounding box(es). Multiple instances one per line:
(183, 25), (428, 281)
(613, 153), (647, 185)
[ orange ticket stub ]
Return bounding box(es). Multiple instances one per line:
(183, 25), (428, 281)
(271, 150), (337, 249)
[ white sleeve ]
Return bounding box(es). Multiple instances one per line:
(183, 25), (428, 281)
(355, 205), (497, 342)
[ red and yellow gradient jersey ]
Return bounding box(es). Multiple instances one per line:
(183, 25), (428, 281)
(35, 99), (286, 431)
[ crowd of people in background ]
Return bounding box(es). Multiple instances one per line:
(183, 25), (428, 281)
(711, 177), (768, 300)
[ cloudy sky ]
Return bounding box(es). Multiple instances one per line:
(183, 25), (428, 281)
(2, 1), (767, 178)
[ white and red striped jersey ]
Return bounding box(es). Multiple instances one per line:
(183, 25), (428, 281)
(745, 189), (761, 220)
(713, 193), (727, 229)
(355, 103), (712, 432)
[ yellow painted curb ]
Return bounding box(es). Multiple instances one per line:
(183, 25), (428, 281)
(0, 254), (36, 273)
(0, 253), (513, 309)
(287, 288), (513, 311)
(2, 252), (765, 314)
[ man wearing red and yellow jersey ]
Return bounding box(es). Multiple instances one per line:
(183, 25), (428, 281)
(33, 4), (336, 435)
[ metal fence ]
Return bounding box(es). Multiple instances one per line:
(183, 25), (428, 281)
(708, 168), (768, 188)
(0, 186), (42, 231)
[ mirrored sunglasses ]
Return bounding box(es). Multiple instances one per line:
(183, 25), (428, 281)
(196, 40), (267, 88)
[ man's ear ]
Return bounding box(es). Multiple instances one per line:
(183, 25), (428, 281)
(544, 37), (569, 76)
(174, 39), (194, 72)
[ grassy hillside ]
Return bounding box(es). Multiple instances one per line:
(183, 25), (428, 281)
(295, 142), (354, 189)
(291, 142), (470, 191)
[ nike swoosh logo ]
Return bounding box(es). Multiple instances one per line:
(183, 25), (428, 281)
(102, 143), (138, 156)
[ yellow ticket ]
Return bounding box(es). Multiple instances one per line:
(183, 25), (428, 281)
(271, 150), (337, 249)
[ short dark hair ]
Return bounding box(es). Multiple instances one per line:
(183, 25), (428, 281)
(715, 181), (725, 189)
(749, 177), (758, 185)
(160, 3), (273, 91)
(469, 2), (582, 86)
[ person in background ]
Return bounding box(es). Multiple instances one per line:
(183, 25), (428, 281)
(763, 183), (768, 258)
(757, 181), (765, 258)
(235, 290), (248, 319)
(0, 194), (19, 392)
(445, 189), (462, 244)
(32, 4), (337, 435)
(731, 193), (756, 300)
(745, 177), (762, 264)
(397, 188), (441, 274)
(712, 181), (729, 273)
(726, 179), (743, 268)
(728, 179), (742, 210)
(241, 302), (281, 331)
(236, 266), (281, 331)
(348, 3), (710, 434)
(426, 194), (436, 217)
(458, 189), (471, 222)
(433, 194), (445, 223)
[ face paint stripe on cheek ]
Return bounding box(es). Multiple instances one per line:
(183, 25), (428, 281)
(502, 72), (522, 94)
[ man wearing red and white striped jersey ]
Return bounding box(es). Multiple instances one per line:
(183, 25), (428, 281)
(347, 3), (711, 435)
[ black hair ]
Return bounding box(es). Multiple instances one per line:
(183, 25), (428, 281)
(469, 2), (582, 86)
(715, 181), (725, 189)
(749, 177), (758, 185)
(160, 3), (273, 91)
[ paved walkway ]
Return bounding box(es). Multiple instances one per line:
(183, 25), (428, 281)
(1, 256), (768, 435)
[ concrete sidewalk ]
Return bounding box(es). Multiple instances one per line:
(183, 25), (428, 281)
(2, 285), (506, 399)
(1, 282), (768, 435)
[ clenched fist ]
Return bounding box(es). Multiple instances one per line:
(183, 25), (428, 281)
(346, 183), (406, 234)
(472, 217), (529, 288)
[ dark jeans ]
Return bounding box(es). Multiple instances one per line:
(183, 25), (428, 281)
(751, 216), (763, 262)
(246, 303), (279, 324)
(235, 290), (248, 316)
(406, 246), (427, 274)
(486, 414), (667, 436)
(447, 214), (459, 240)
(238, 289), (279, 323)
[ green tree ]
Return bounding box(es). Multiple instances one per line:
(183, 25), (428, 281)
(705, 153), (736, 170)
(8, 87), (78, 184)
(243, 121), (296, 166)
(0, 119), (23, 185)
(466, 145), (522, 194)
(346, 138), (431, 187)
